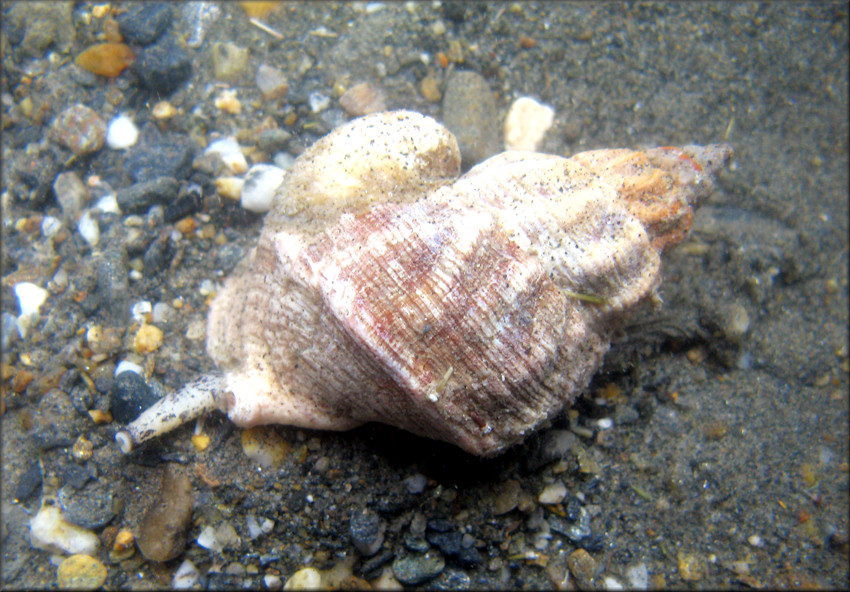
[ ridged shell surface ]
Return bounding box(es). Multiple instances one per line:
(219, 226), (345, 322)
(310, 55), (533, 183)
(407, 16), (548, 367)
(206, 110), (731, 456)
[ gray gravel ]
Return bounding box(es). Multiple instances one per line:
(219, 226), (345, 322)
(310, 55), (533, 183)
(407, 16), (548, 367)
(2, 2), (847, 589)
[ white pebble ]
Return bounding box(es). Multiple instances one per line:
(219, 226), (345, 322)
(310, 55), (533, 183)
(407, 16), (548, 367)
(264, 574), (283, 590)
(260, 517), (275, 534)
(14, 282), (48, 338)
(152, 302), (174, 324)
(602, 575), (625, 590)
(403, 473), (428, 494)
(131, 300), (153, 323)
(308, 91), (331, 113)
(747, 534), (764, 547)
(41, 216), (62, 238)
(255, 63), (289, 99)
(114, 361), (144, 377)
(196, 525), (222, 552)
(285, 567), (322, 590)
(273, 152), (297, 171)
(94, 194), (120, 214)
(172, 559), (200, 589)
(538, 481), (567, 504)
(29, 501), (99, 556)
(246, 515), (263, 540)
(205, 137), (248, 174)
(106, 114), (139, 149)
(504, 96), (555, 151)
(77, 210), (100, 246)
(625, 563), (649, 590)
(241, 164), (286, 213)
(597, 417), (614, 430)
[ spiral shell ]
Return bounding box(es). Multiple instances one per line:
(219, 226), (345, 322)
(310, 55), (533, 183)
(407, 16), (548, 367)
(117, 110), (731, 457)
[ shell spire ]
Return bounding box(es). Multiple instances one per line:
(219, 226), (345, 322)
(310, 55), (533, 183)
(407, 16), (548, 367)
(116, 110), (732, 457)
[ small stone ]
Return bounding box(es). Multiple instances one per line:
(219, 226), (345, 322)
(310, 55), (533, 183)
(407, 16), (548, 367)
(215, 176), (245, 201)
(284, 567), (322, 590)
(59, 481), (116, 530)
(172, 559), (200, 589)
(30, 498), (100, 556)
(264, 574), (283, 590)
(625, 563), (649, 590)
(392, 551), (445, 585)
(115, 177), (180, 215)
(255, 64), (289, 100)
(134, 323), (163, 353)
(50, 104), (106, 156)
(72, 435), (93, 461)
(538, 481), (567, 504)
(241, 426), (291, 469)
(257, 128), (293, 153)
(206, 137), (248, 174)
(57, 554), (107, 590)
(116, 3), (172, 45)
(503, 96), (555, 152)
(404, 473), (428, 494)
(137, 465), (194, 562)
(431, 568), (471, 590)
(132, 35), (191, 95)
(110, 529), (135, 562)
(677, 551), (706, 581)
(241, 164), (286, 213)
(492, 479), (522, 515)
(441, 71), (499, 168)
(126, 136), (196, 182)
(419, 76), (441, 102)
(213, 42), (249, 82)
(152, 100), (177, 120)
(350, 507), (385, 556)
(106, 114), (139, 150)
(14, 281), (48, 338)
(53, 171), (87, 223)
(14, 461), (42, 503)
(77, 211), (100, 247)
(308, 91), (331, 113)
(567, 549), (598, 589)
(214, 89), (242, 115)
(339, 82), (387, 116)
(110, 370), (159, 424)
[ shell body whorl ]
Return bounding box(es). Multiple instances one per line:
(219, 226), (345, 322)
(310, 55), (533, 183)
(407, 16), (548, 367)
(203, 111), (732, 456)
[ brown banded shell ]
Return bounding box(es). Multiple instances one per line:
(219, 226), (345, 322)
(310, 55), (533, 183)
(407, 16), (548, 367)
(116, 110), (732, 457)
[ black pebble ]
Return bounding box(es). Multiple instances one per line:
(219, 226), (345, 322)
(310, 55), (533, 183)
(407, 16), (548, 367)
(110, 371), (160, 424)
(14, 461), (42, 503)
(132, 35), (191, 96)
(116, 3), (172, 45)
(116, 177), (180, 214)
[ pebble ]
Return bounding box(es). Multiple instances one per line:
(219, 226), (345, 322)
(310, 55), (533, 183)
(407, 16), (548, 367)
(213, 42), (249, 82)
(431, 568), (471, 590)
(77, 211), (100, 247)
(14, 281), (48, 338)
(75, 43), (135, 78)
(257, 128), (293, 153)
(309, 91), (331, 113)
(125, 136), (196, 182)
(677, 551), (706, 581)
(264, 574), (283, 590)
(215, 176), (245, 201)
(53, 171), (87, 223)
(538, 481), (567, 504)
(58, 481), (115, 530)
(403, 473), (428, 494)
(116, 2), (173, 45)
(492, 479), (522, 515)
(50, 104), (106, 156)
(132, 35), (192, 95)
(350, 507), (385, 556)
(115, 177), (180, 214)
(567, 549), (599, 589)
(172, 559), (200, 589)
(255, 64), (289, 100)
(137, 465), (194, 562)
(106, 114), (139, 150)
(503, 96), (555, 151)
(41, 215), (62, 238)
(2, 312), (18, 350)
(392, 551), (446, 585)
(134, 323), (163, 353)
(205, 137), (248, 175)
(241, 426), (291, 469)
(284, 567), (322, 590)
(182, 1), (221, 48)
(441, 71), (499, 168)
(214, 89), (242, 115)
(419, 76), (442, 102)
(29, 497), (100, 556)
(339, 82), (387, 116)
(56, 554), (107, 590)
(14, 460), (42, 503)
(625, 562), (649, 590)
(241, 164), (285, 213)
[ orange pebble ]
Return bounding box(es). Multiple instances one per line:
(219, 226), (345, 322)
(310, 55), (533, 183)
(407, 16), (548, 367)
(437, 52), (449, 68)
(75, 43), (135, 78)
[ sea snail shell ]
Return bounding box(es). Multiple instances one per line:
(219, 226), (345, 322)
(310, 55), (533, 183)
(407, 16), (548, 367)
(116, 110), (732, 457)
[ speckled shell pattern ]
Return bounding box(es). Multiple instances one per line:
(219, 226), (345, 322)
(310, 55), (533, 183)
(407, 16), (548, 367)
(206, 111), (731, 457)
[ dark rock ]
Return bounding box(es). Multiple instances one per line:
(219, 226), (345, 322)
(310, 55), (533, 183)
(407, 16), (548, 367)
(257, 129), (293, 154)
(403, 532), (431, 553)
(110, 371), (159, 425)
(215, 243), (246, 275)
(116, 177), (180, 214)
(93, 246), (130, 310)
(431, 568), (472, 590)
(14, 461), (42, 503)
(163, 184), (203, 223)
(70, 384), (94, 416)
(426, 518), (454, 533)
(116, 3), (172, 45)
(137, 465), (194, 562)
(142, 229), (174, 274)
(577, 533), (607, 552)
(132, 35), (191, 96)
(59, 481), (116, 530)
(426, 530), (483, 568)
(392, 551), (446, 585)
(441, 71), (499, 169)
(61, 462), (96, 490)
(350, 507), (384, 556)
(359, 549), (395, 578)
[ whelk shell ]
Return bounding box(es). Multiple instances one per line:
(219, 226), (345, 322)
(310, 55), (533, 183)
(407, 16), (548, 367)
(116, 110), (732, 457)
